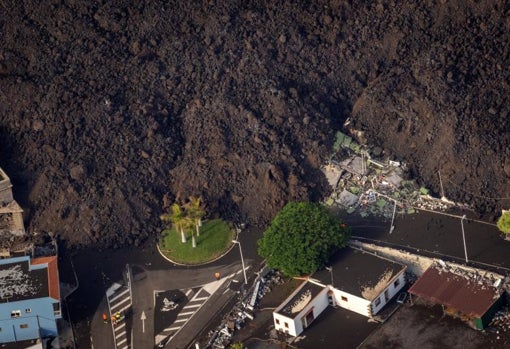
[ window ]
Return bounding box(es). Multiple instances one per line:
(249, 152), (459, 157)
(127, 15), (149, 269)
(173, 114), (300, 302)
(341, 296), (348, 302)
(394, 278), (400, 288)
(284, 322), (289, 328)
(275, 319), (280, 325)
(375, 297), (381, 306)
(10, 310), (21, 318)
(0, 327), (2, 332)
(25, 308), (31, 314)
(53, 302), (61, 316)
(19, 324), (28, 329)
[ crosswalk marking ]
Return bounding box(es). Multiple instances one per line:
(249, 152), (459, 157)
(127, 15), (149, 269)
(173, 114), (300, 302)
(163, 326), (181, 332)
(155, 276), (233, 346)
(109, 288), (130, 303)
(190, 296), (208, 302)
(115, 303), (132, 315)
(110, 296), (130, 311)
(105, 267), (132, 349)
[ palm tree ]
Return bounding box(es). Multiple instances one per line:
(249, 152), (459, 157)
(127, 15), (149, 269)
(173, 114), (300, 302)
(160, 203), (187, 243)
(184, 216), (197, 248)
(185, 196), (205, 237)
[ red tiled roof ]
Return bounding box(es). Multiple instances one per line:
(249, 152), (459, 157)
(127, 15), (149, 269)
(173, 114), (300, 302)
(409, 266), (501, 318)
(32, 256), (60, 300)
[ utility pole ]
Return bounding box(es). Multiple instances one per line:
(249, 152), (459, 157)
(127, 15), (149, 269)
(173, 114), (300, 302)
(232, 240), (248, 284)
(325, 266), (334, 286)
(438, 171), (445, 198)
(461, 215), (468, 263)
(389, 199), (397, 234)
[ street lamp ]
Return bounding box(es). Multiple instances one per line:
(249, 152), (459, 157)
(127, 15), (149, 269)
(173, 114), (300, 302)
(389, 199), (397, 234)
(461, 215), (468, 263)
(325, 266), (334, 287)
(232, 240), (248, 284)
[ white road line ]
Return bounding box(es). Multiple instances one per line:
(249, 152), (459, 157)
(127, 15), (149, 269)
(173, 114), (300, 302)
(118, 346), (128, 349)
(177, 311), (194, 316)
(114, 323), (126, 332)
(182, 303), (201, 309)
(174, 318), (188, 323)
(163, 326), (181, 332)
(117, 337), (127, 346)
(114, 303), (133, 315)
(110, 296), (130, 311)
(185, 289), (193, 297)
(190, 296), (208, 302)
(109, 288), (130, 303)
(115, 330), (126, 339)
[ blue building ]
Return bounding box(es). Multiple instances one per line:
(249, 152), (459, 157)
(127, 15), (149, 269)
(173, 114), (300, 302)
(0, 255), (61, 344)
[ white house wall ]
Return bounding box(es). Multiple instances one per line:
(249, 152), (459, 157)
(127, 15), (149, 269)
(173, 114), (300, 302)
(332, 288), (371, 317)
(371, 271), (406, 315)
(273, 287), (330, 337)
(273, 312), (299, 336)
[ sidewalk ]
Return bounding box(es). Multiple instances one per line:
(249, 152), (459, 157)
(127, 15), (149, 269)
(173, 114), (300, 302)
(343, 209), (510, 272)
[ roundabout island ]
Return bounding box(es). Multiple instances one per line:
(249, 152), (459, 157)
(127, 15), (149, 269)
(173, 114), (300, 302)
(158, 219), (236, 265)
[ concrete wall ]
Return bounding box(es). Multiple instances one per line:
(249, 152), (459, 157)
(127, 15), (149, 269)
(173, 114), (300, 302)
(332, 288), (371, 317)
(0, 168), (13, 205)
(273, 286), (330, 336)
(371, 270), (406, 315)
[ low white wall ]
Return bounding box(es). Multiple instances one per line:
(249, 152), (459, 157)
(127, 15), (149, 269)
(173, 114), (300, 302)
(371, 271), (406, 315)
(273, 312), (298, 336)
(333, 288), (371, 317)
(273, 286), (331, 336)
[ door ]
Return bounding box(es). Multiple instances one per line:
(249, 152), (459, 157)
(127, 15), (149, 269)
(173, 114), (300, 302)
(301, 308), (315, 328)
(384, 289), (390, 302)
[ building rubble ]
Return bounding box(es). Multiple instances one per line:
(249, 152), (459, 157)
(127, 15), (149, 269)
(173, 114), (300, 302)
(323, 131), (472, 219)
(203, 269), (284, 349)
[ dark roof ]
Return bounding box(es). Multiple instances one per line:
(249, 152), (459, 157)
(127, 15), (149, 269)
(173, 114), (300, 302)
(408, 266), (502, 318)
(276, 280), (325, 318)
(0, 257), (49, 302)
(313, 247), (406, 300)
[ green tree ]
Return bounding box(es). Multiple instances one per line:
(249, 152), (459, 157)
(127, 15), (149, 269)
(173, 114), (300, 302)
(230, 343), (244, 349)
(160, 203), (187, 243)
(258, 202), (350, 276)
(497, 210), (510, 235)
(185, 196), (205, 237)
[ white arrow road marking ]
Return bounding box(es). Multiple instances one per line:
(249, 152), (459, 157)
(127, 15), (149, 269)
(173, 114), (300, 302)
(141, 311), (147, 333)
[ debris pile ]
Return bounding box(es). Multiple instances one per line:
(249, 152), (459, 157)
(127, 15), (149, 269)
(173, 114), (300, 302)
(324, 133), (471, 218)
(489, 308), (510, 331)
(203, 269), (284, 349)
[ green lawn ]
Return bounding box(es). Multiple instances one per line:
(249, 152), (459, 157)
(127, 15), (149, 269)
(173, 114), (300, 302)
(159, 219), (235, 265)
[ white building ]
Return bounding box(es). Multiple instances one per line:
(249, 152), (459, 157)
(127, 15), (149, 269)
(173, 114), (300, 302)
(273, 247), (407, 336)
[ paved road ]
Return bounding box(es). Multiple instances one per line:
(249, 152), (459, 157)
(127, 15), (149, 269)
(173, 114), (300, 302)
(65, 225), (264, 349)
(341, 209), (510, 273)
(129, 262), (247, 349)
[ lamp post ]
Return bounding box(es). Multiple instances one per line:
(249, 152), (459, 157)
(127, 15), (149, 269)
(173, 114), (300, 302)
(389, 199), (397, 234)
(325, 266), (334, 287)
(461, 215), (468, 263)
(232, 240), (248, 284)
